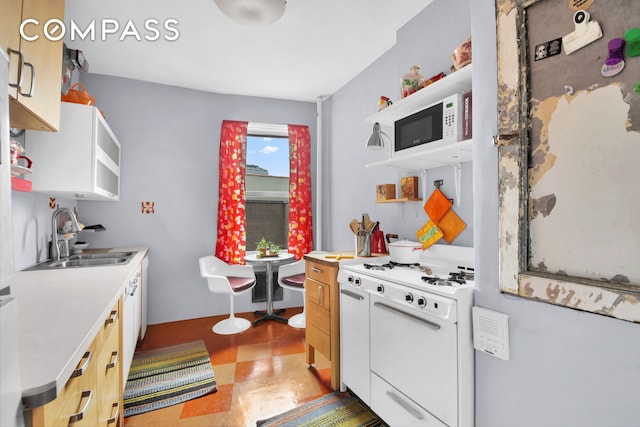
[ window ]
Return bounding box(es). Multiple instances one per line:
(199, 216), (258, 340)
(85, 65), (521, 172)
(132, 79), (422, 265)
(216, 120), (312, 264)
(245, 129), (290, 304)
(245, 132), (290, 251)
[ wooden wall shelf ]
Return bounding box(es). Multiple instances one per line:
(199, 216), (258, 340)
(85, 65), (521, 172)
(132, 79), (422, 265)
(376, 198), (423, 204)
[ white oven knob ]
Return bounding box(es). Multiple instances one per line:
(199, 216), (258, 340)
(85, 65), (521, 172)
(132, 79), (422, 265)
(405, 293), (414, 303)
(347, 276), (354, 283)
(354, 278), (361, 287)
(417, 296), (427, 307)
(376, 284), (384, 293)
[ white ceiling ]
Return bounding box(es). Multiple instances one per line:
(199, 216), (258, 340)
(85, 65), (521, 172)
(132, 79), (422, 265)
(63, 0), (433, 102)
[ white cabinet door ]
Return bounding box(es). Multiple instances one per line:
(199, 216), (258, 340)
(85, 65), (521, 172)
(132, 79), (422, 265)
(122, 266), (141, 386)
(140, 256), (149, 339)
(339, 284), (370, 404)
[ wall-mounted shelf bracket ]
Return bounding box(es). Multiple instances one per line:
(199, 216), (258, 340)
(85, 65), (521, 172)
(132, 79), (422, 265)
(453, 163), (462, 207)
(420, 166), (462, 207)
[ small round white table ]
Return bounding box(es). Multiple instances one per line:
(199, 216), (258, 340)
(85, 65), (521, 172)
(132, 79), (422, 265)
(244, 252), (294, 325)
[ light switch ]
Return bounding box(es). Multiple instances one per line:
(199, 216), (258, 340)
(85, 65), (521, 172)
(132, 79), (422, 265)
(472, 306), (510, 360)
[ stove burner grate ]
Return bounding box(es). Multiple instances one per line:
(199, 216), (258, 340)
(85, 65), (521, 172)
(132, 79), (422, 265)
(421, 276), (454, 286)
(363, 263), (387, 270)
(363, 262), (432, 274)
(450, 271), (474, 282)
(388, 261), (420, 268)
(421, 271), (472, 286)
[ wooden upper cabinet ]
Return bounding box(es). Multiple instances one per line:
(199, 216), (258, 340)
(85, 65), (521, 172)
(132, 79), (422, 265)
(1, 0), (64, 131)
(0, 0), (22, 99)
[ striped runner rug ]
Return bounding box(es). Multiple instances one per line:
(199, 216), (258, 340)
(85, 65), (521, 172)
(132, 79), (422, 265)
(256, 392), (387, 427)
(123, 340), (217, 417)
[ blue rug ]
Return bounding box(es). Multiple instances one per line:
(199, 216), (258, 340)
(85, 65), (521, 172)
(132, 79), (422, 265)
(257, 392), (386, 427)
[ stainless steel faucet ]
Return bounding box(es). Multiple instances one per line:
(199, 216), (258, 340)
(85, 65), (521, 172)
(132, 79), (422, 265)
(51, 208), (81, 261)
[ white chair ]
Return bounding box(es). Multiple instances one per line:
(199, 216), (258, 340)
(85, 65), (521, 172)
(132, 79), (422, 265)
(277, 259), (307, 328)
(199, 256), (256, 335)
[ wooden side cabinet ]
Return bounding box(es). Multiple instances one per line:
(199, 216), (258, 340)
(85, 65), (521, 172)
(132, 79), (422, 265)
(28, 298), (123, 427)
(304, 255), (341, 391)
(0, 0), (65, 131)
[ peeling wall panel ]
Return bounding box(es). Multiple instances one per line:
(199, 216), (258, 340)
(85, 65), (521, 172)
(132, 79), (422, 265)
(529, 86), (640, 284)
(496, 0), (640, 323)
(520, 274), (640, 322)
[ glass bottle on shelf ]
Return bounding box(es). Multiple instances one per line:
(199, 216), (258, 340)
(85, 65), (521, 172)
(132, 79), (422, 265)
(401, 65), (425, 98)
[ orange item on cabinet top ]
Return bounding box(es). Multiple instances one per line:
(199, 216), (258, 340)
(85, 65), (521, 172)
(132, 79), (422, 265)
(61, 83), (95, 105)
(423, 72), (446, 88)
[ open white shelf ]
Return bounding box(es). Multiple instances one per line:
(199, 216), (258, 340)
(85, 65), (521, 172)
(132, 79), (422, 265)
(366, 139), (472, 171)
(366, 64), (473, 127)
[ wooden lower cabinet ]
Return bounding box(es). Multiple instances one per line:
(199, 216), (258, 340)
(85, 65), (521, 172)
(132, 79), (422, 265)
(304, 256), (341, 390)
(29, 298), (123, 427)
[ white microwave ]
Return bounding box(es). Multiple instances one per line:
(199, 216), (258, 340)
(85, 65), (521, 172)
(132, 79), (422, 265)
(393, 93), (468, 157)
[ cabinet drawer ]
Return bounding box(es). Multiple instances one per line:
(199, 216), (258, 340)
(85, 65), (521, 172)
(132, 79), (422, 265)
(306, 260), (337, 286)
(307, 299), (330, 334)
(99, 306), (120, 348)
(307, 323), (331, 358)
(33, 343), (98, 427)
(305, 278), (330, 311)
(96, 303), (122, 426)
(96, 350), (120, 426)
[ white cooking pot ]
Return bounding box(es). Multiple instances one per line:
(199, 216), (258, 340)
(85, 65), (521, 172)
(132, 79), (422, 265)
(387, 238), (423, 264)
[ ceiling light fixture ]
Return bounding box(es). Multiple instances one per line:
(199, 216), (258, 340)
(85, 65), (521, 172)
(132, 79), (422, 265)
(366, 122), (387, 150)
(213, 0), (286, 26)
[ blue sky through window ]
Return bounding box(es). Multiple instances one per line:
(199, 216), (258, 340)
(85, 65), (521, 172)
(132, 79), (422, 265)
(246, 136), (289, 177)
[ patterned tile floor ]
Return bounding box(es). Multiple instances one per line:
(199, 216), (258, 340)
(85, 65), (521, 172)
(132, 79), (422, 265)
(123, 308), (333, 427)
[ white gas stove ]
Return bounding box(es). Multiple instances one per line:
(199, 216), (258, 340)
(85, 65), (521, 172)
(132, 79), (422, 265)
(338, 245), (475, 427)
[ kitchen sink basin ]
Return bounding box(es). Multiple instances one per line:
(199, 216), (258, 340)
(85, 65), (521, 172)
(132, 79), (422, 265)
(66, 252), (136, 261)
(24, 251), (136, 271)
(49, 257), (131, 268)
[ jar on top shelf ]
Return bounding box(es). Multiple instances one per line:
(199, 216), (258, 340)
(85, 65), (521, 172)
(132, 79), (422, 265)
(401, 66), (425, 98)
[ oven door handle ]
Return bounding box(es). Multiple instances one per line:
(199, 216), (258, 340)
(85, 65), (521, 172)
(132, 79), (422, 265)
(373, 302), (441, 331)
(386, 390), (425, 420)
(340, 289), (364, 301)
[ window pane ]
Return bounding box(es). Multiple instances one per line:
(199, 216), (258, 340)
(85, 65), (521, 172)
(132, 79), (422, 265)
(246, 136), (290, 178)
(246, 135), (289, 251)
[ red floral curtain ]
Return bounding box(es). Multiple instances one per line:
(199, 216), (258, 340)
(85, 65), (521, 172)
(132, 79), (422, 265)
(287, 125), (313, 259)
(215, 120), (248, 264)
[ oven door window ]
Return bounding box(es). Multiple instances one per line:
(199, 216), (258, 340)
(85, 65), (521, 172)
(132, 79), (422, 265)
(370, 296), (457, 426)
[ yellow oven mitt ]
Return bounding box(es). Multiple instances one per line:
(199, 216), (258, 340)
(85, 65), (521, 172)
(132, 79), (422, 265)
(416, 220), (443, 249)
(439, 209), (466, 244)
(424, 189), (452, 223)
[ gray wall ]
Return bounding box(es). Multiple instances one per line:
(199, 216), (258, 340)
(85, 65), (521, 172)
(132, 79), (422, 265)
(469, 1), (640, 426)
(325, 0), (640, 426)
(10, 70), (317, 327)
(11, 192), (77, 269)
(325, 1), (640, 426)
(322, 0), (474, 251)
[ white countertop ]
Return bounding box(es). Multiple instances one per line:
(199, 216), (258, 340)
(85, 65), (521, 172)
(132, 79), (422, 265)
(14, 246), (149, 408)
